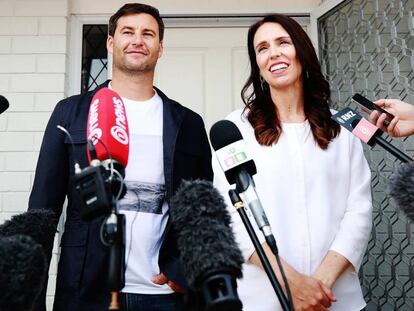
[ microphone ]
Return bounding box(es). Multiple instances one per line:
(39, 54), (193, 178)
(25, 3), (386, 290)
(0, 209), (58, 254)
(78, 87), (128, 309)
(170, 180), (244, 311)
(0, 95), (9, 114)
(209, 120), (278, 255)
(87, 87), (129, 169)
(331, 107), (412, 163)
(0, 235), (47, 311)
(75, 87), (130, 221)
(388, 162), (414, 221)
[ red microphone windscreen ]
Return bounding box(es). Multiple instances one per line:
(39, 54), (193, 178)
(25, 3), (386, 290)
(87, 87), (129, 167)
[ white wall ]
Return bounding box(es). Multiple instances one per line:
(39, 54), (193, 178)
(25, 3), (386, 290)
(69, 0), (323, 15)
(0, 0), (327, 309)
(0, 0), (68, 308)
(0, 0), (68, 220)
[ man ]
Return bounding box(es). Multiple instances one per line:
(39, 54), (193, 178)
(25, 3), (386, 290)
(29, 3), (213, 311)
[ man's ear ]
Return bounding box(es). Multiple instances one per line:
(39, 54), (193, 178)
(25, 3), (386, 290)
(158, 41), (164, 59)
(107, 36), (114, 54)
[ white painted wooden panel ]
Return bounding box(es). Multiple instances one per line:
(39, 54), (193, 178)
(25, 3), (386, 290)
(155, 27), (250, 129)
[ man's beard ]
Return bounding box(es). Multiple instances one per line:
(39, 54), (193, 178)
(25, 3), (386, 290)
(114, 55), (157, 74)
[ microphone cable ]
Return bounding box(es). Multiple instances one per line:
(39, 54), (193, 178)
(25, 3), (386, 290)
(229, 189), (294, 311)
(87, 136), (126, 201)
(57, 125), (81, 173)
(88, 135), (133, 272)
(89, 135), (136, 274)
(274, 247), (293, 310)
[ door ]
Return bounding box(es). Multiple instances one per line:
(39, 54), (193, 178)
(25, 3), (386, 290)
(155, 27), (250, 129)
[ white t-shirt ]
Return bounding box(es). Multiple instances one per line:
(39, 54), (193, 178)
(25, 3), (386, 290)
(115, 89), (173, 295)
(213, 109), (372, 311)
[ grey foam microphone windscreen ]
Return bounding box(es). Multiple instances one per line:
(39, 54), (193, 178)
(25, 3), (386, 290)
(388, 162), (414, 221)
(0, 209), (58, 253)
(170, 179), (243, 287)
(0, 235), (46, 311)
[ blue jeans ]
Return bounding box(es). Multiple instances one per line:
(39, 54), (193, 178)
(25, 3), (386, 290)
(120, 292), (186, 311)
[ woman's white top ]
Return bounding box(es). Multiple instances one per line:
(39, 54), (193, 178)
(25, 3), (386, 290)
(212, 109), (372, 311)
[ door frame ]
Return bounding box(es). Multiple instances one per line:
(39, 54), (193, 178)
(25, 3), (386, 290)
(309, 0), (347, 57)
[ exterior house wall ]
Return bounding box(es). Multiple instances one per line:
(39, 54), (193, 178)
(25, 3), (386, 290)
(0, 1), (69, 308)
(70, 0), (323, 15)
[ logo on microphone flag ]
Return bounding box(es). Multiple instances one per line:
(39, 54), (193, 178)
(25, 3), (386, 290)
(351, 118), (378, 144)
(111, 96), (129, 145)
(216, 140), (251, 172)
(331, 107), (360, 133)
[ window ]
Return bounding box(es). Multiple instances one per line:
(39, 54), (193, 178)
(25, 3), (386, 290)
(81, 25), (108, 93)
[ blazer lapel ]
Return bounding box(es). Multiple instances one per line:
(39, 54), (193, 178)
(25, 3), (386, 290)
(155, 87), (185, 202)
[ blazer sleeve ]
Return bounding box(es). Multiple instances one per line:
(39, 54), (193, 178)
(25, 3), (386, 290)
(29, 99), (70, 212)
(28, 99), (70, 311)
(198, 116), (213, 182)
(329, 136), (373, 271)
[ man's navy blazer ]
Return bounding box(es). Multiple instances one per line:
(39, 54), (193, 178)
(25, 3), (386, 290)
(28, 81), (213, 311)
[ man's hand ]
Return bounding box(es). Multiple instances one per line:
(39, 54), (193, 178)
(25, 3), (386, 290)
(151, 273), (186, 293)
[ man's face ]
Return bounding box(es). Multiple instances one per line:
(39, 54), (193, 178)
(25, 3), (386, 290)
(107, 13), (163, 74)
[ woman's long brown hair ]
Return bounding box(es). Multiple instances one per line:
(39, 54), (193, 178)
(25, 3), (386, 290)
(241, 14), (340, 149)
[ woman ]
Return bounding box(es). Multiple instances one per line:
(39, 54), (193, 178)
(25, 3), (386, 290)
(213, 14), (372, 311)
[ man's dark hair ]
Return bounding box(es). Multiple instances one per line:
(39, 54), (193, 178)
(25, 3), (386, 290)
(108, 3), (164, 40)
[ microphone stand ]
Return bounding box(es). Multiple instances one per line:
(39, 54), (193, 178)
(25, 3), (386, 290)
(103, 202), (125, 311)
(100, 164), (126, 311)
(228, 190), (292, 311)
(63, 132), (127, 310)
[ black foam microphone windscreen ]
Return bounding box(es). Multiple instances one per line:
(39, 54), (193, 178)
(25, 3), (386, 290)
(0, 95), (9, 114)
(170, 180), (243, 310)
(209, 120), (256, 186)
(170, 179), (243, 285)
(388, 162), (414, 221)
(209, 119), (243, 151)
(0, 235), (46, 311)
(0, 209), (58, 253)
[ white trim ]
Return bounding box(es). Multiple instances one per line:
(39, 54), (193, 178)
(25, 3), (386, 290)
(310, 0), (346, 57)
(164, 15), (310, 28)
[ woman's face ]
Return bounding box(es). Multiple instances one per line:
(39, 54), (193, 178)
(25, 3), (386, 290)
(253, 22), (303, 90)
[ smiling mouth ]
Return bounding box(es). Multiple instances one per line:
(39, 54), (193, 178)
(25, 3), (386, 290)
(126, 50), (147, 55)
(270, 63), (289, 73)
